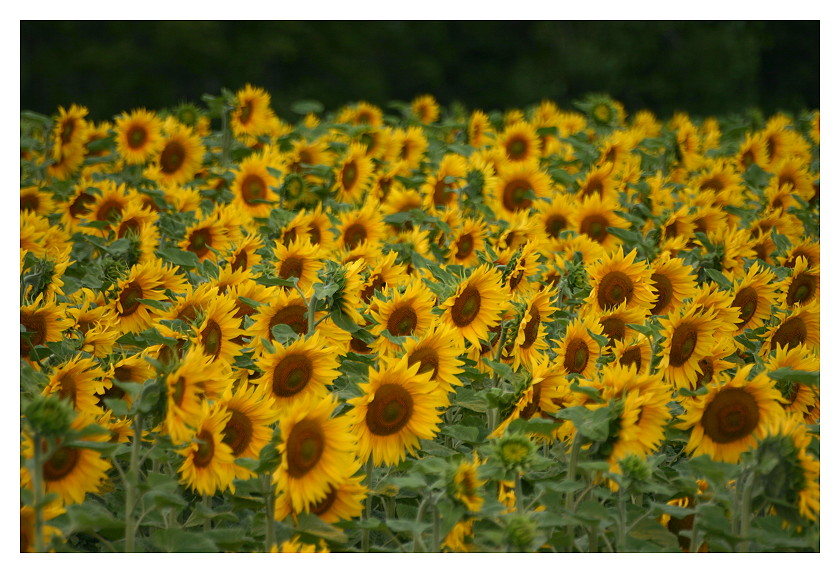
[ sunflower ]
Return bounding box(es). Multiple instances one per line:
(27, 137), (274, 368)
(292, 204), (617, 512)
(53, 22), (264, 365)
(647, 253), (698, 317)
(585, 248), (657, 315)
(274, 393), (359, 513)
(114, 108), (163, 164)
(100, 353), (156, 410)
(336, 199), (387, 252)
(20, 296), (73, 362)
(446, 217), (488, 267)
(506, 287), (557, 371)
(763, 302), (820, 356)
(274, 471), (367, 524)
(680, 366), (785, 463)
(659, 204), (696, 246)
(42, 355), (108, 418)
(47, 141), (86, 181)
(690, 281), (742, 336)
(467, 109), (495, 148)
(411, 94), (440, 124)
(595, 301), (647, 348)
(348, 355), (447, 466)
(333, 142), (374, 204)
(490, 160), (552, 216)
(179, 215), (229, 262)
(389, 125), (429, 171)
(146, 119), (205, 187)
(689, 338), (737, 390)
(21, 413), (111, 506)
(191, 293), (243, 365)
(778, 256), (819, 309)
(51, 104), (89, 159)
(549, 234), (607, 269)
(767, 157), (815, 206)
(401, 323), (465, 397)
(338, 101), (383, 127)
(535, 193), (578, 245)
(231, 151), (280, 218)
(493, 209), (540, 253)
(570, 192), (629, 252)
(255, 332), (340, 409)
(440, 264), (508, 349)
(764, 344), (820, 420)
(164, 347), (234, 444)
(449, 455), (486, 513)
(369, 280), (437, 355)
(497, 121), (541, 164)
(230, 84), (274, 138)
(609, 334), (653, 375)
(728, 262), (778, 332)
(20, 186), (56, 216)
(178, 401), (236, 495)
(359, 249), (408, 305)
(658, 305), (719, 391)
(556, 313), (604, 380)
(20, 499), (65, 552)
(422, 153), (467, 210)
(576, 161), (621, 201)
(109, 260), (172, 333)
(273, 237), (324, 293)
(491, 359), (566, 440)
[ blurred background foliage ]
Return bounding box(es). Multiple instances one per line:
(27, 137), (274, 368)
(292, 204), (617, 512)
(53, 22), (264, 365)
(21, 21), (819, 121)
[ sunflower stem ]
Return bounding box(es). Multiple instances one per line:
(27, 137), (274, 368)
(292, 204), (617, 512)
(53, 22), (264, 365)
(31, 431), (46, 553)
(412, 496), (429, 552)
(616, 487), (627, 553)
(564, 432), (583, 550)
(738, 472), (756, 552)
(124, 412), (143, 553)
(203, 495), (212, 533)
(431, 501), (441, 553)
(263, 472), (276, 552)
(221, 105), (231, 169)
(514, 471), (525, 514)
(362, 456), (374, 552)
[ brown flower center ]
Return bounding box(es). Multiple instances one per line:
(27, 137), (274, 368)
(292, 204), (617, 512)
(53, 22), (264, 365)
(519, 381), (542, 419)
(268, 304), (309, 337)
(786, 273), (817, 307)
(127, 125), (148, 149)
(600, 317), (625, 345)
(454, 233), (475, 261)
(188, 227), (212, 258)
(43, 446), (80, 481)
(669, 323), (698, 367)
(118, 283), (144, 317)
(193, 429), (216, 468)
(20, 311), (46, 356)
(450, 286), (482, 327)
(618, 346), (643, 372)
(521, 306), (541, 349)
(286, 419), (324, 478)
(222, 409), (253, 457)
(272, 353), (313, 397)
(407, 345), (440, 380)
(650, 272), (674, 316)
(201, 319), (223, 359)
(770, 316), (807, 351)
(279, 256), (304, 280)
(241, 174), (267, 205)
(160, 140), (186, 174)
(387, 305), (418, 337)
(341, 161), (359, 191)
(343, 223), (367, 249)
(502, 179), (534, 212)
(732, 286), (758, 326)
(700, 387), (760, 444)
(597, 271), (634, 310)
(545, 214), (568, 238)
(564, 337), (590, 374)
(365, 383), (414, 436)
(580, 214), (609, 243)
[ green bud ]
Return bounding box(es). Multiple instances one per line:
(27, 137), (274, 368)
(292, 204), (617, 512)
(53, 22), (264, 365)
(494, 432), (536, 473)
(505, 513), (537, 551)
(619, 453), (651, 483)
(23, 394), (76, 438)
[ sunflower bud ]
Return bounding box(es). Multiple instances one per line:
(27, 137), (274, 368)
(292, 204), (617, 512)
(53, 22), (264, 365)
(493, 432), (536, 474)
(505, 512), (537, 551)
(23, 394), (75, 438)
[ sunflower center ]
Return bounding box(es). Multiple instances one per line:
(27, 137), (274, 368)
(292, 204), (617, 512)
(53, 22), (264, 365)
(20, 193), (40, 212)
(433, 179), (455, 206)
(522, 307), (541, 349)
(365, 383), (414, 436)
(188, 228), (212, 257)
(60, 120), (76, 144)
(172, 376), (187, 407)
(669, 323), (698, 367)
(286, 419), (324, 477)
(619, 346), (643, 372)
(507, 138), (527, 160)
(509, 269), (525, 291)
(272, 353), (313, 397)
(786, 273), (816, 307)
(581, 214), (609, 242)
(193, 430), (216, 468)
(42, 446), (80, 481)
(387, 305), (418, 337)
(310, 485), (339, 516)
(455, 234), (475, 260)
(695, 357), (714, 388)
(407, 346), (440, 379)
(160, 141), (186, 174)
(56, 373), (78, 408)
(581, 175), (604, 197)
(344, 223), (367, 249)
(770, 317), (807, 351)
(269, 305), (309, 337)
(69, 192), (95, 217)
(520, 381), (543, 419)
(450, 286), (482, 327)
(701, 387), (760, 444)
(127, 126), (148, 149)
(341, 162), (359, 191)
(597, 271), (634, 310)
(600, 317), (625, 345)
(564, 337), (590, 374)
(502, 179), (533, 212)
(118, 218), (141, 238)
(239, 102), (253, 125)
(20, 312), (46, 356)
(650, 272), (674, 315)
(119, 283), (144, 317)
(222, 409), (253, 457)
(732, 286), (758, 325)
(241, 174), (267, 205)
(700, 177), (724, 192)
(279, 256), (304, 280)
(350, 334), (372, 354)
(201, 320), (223, 359)
(545, 214), (567, 238)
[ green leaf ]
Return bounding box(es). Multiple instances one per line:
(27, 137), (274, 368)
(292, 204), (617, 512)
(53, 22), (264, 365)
(65, 502), (124, 535)
(290, 100), (324, 115)
(156, 247), (201, 269)
(329, 308), (361, 333)
(767, 367), (819, 386)
(385, 518), (430, 535)
(554, 405), (614, 442)
(704, 268), (733, 290)
(270, 323), (300, 344)
(151, 528), (219, 552)
(136, 298), (170, 312)
(440, 424), (481, 444)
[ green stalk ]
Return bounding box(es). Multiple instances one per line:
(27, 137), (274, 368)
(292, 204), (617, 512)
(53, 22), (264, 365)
(264, 472), (276, 552)
(431, 502), (440, 553)
(362, 456), (374, 552)
(31, 432), (46, 553)
(616, 488), (627, 553)
(564, 432), (583, 550)
(738, 472), (755, 552)
(124, 412), (143, 553)
(412, 497), (429, 552)
(514, 472), (525, 514)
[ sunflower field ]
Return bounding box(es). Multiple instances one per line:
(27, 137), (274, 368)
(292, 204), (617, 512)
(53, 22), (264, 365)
(20, 88), (820, 553)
